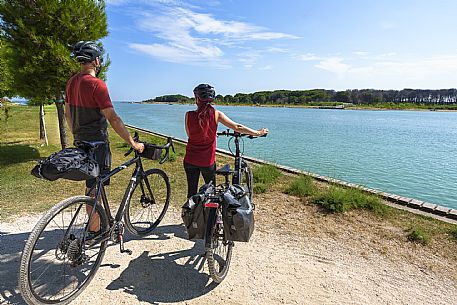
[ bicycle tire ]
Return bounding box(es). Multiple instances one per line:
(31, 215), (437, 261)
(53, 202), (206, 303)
(19, 196), (108, 305)
(206, 208), (233, 283)
(241, 161), (254, 201)
(124, 168), (171, 236)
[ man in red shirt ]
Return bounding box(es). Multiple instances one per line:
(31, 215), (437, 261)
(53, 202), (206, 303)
(65, 41), (144, 231)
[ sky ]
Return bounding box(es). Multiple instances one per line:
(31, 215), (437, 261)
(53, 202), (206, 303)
(103, 0), (457, 101)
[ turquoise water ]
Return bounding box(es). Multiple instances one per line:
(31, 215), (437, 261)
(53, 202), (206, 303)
(115, 102), (457, 209)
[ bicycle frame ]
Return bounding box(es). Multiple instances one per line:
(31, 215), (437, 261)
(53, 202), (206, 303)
(63, 154), (147, 250)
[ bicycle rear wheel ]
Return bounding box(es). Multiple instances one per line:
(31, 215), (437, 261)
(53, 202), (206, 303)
(19, 196), (108, 305)
(124, 168), (171, 236)
(206, 208), (233, 283)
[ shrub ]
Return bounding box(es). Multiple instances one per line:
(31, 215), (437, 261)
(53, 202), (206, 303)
(312, 186), (386, 215)
(407, 226), (430, 245)
(284, 175), (316, 197)
(253, 164), (281, 184)
(253, 183), (267, 194)
(167, 150), (177, 162)
(450, 226), (457, 241)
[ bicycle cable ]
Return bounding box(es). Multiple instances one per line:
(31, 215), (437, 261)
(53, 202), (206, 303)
(227, 136), (245, 156)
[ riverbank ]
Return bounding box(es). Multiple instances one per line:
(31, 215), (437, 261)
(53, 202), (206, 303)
(137, 101), (457, 112)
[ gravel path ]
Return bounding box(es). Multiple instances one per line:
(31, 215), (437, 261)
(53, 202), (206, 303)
(1, 200), (456, 305)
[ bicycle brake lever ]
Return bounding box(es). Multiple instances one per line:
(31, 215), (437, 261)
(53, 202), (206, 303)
(124, 147), (133, 157)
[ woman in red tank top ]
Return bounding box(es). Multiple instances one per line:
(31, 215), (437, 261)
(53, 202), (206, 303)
(184, 84), (269, 198)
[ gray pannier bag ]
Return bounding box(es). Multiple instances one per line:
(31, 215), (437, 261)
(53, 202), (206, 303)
(222, 184), (255, 242)
(181, 184), (213, 240)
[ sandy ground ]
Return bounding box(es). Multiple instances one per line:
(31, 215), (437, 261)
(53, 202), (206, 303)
(1, 193), (456, 305)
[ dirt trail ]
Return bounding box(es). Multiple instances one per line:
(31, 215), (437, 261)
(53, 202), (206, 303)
(1, 194), (456, 305)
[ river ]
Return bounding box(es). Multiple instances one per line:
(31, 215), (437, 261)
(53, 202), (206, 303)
(115, 102), (457, 209)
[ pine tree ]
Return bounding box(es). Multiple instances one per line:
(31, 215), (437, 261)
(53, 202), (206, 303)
(0, 0), (109, 148)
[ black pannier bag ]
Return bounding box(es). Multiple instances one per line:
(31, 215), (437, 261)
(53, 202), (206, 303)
(140, 143), (162, 160)
(222, 184), (255, 242)
(181, 184), (213, 240)
(31, 147), (100, 181)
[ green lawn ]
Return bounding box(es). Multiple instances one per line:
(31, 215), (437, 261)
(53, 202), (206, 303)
(0, 104), (193, 220)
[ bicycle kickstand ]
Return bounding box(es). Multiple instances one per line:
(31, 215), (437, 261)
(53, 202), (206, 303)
(116, 223), (132, 255)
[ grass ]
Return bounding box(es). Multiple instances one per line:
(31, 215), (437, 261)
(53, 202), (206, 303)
(284, 175), (316, 197)
(407, 226), (431, 245)
(0, 104), (194, 220)
(252, 164), (282, 194)
(450, 227), (457, 241)
(312, 185), (390, 216)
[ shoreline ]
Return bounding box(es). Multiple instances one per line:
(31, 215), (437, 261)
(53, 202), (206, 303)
(133, 101), (457, 112)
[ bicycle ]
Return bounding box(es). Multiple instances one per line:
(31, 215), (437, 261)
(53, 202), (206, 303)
(19, 132), (174, 305)
(202, 129), (265, 283)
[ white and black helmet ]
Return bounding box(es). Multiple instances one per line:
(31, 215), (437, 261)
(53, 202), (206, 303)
(71, 41), (104, 63)
(193, 84), (215, 101)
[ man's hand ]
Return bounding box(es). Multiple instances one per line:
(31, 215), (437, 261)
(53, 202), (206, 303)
(132, 142), (145, 153)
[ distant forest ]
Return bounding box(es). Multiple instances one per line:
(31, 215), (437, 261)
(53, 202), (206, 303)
(142, 88), (457, 107)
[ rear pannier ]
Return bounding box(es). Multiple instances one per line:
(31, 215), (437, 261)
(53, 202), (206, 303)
(222, 185), (255, 242)
(181, 184), (214, 240)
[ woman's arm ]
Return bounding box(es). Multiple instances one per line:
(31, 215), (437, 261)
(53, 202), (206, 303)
(216, 110), (268, 136)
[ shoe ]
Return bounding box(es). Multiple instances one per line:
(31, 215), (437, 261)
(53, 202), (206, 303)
(85, 230), (103, 246)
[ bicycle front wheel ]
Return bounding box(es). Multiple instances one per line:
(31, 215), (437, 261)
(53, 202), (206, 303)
(124, 168), (171, 236)
(19, 196), (108, 305)
(206, 208), (234, 283)
(241, 161), (254, 201)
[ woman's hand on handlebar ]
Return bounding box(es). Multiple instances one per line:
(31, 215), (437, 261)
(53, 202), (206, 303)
(256, 128), (269, 137)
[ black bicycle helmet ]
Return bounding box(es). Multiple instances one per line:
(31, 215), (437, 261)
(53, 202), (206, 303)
(71, 41), (104, 63)
(193, 84), (215, 101)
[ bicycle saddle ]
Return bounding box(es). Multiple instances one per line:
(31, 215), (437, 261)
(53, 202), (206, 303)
(216, 164), (234, 176)
(74, 140), (106, 151)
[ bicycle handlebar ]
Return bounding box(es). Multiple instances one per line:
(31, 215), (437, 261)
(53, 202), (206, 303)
(124, 132), (175, 164)
(216, 129), (267, 139)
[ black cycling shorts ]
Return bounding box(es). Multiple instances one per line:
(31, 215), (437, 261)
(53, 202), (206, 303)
(85, 141), (112, 188)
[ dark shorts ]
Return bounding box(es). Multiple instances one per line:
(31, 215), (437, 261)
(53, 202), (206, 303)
(83, 141), (112, 188)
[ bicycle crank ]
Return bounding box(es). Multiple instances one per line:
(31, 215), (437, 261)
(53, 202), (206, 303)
(112, 222), (132, 255)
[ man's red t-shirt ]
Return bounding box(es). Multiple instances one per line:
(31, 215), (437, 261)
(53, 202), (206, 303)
(65, 73), (113, 141)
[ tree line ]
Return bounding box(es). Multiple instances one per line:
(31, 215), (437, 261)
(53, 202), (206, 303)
(145, 88), (457, 106)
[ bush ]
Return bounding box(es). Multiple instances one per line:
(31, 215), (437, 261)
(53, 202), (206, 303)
(407, 226), (430, 245)
(284, 175), (316, 197)
(253, 164), (281, 184)
(167, 150), (177, 162)
(450, 227), (457, 241)
(312, 186), (387, 215)
(253, 183), (267, 194)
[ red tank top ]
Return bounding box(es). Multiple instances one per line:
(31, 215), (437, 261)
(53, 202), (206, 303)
(184, 108), (217, 167)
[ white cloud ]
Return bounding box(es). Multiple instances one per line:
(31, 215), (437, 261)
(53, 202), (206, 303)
(267, 47), (288, 53)
(259, 65), (272, 71)
(315, 57), (350, 74)
(298, 53), (321, 61)
(127, 6), (296, 65)
(353, 51), (369, 56)
(349, 55), (457, 83)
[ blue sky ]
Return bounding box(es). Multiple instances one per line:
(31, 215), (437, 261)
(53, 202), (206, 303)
(103, 0), (457, 101)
